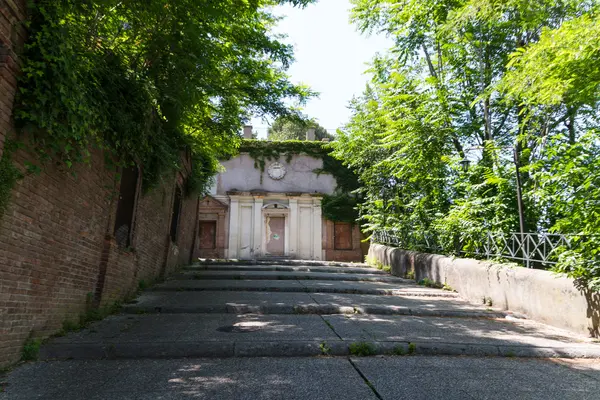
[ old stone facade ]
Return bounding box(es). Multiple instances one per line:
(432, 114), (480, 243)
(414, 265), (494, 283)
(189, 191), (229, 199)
(195, 132), (363, 262)
(0, 1), (199, 368)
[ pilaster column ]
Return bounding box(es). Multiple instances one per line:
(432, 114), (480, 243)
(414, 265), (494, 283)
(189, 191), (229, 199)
(289, 198), (298, 259)
(228, 197), (239, 259)
(312, 198), (323, 260)
(253, 197), (264, 259)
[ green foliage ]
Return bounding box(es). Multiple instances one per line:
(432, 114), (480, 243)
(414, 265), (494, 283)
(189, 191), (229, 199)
(418, 278), (440, 289)
(239, 139), (329, 172)
(365, 255), (391, 273)
(349, 342), (376, 356)
(21, 338), (41, 361)
(322, 193), (359, 224)
(340, 0), (600, 288)
(239, 139), (361, 223)
(0, 142), (23, 221)
(408, 342), (416, 354)
(319, 341), (332, 355)
(268, 115), (334, 141)
(15, 0), (314, 190)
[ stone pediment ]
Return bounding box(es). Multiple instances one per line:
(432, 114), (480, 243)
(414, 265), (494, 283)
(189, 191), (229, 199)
(199, 195), (228, 209)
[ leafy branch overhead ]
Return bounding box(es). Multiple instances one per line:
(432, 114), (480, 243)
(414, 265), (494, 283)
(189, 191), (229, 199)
(15, 0), (316, 190)
(340, 0), (600, 289)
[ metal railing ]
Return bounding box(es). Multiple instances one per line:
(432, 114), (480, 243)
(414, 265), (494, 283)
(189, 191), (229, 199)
(470, 232), (574, 268)
(372, 230), (581, 269)
(372, 230), (442, 252)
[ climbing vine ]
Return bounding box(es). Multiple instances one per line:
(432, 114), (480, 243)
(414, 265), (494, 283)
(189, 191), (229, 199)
(13, 0), (313, 192)
(238, 139), (361, 223)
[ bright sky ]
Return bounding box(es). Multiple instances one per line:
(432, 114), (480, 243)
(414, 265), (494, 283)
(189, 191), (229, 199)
(251, 0), (391, 138)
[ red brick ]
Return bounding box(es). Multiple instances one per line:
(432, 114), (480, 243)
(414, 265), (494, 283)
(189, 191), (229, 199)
(0, 0), (198, 367)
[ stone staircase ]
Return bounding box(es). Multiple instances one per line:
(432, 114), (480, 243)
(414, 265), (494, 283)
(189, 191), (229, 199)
(39, 260), (600, 360)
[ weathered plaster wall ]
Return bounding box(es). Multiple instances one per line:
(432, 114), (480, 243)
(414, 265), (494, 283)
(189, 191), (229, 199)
(216, 153), (337, 195)
(368, 244), (600, 337)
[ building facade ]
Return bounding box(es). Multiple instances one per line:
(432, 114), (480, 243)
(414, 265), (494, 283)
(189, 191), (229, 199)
(195, 133), (363, 262)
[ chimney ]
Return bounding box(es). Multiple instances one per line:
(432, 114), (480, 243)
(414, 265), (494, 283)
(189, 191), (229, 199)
(306, 128), (315, 141)
(243, 125), (253, 139)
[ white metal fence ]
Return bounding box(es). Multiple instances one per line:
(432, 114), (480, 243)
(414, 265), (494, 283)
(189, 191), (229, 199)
(372, 230), (582, 269)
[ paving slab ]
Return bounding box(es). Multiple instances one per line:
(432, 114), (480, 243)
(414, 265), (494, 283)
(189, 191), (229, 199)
(186, 264), (388, 275)
(0, 358), (379, 400)
(177, 270), (409, 283)
(309, 292), (507, 316)
(46, 314), (338, 345)
(323, 314), (600, 357)
(298, 280), (459, 297)
(198, 259), (370, 268)
(124, 291), (319, 314)
(123, 291), (504, 318)
(351, 356), (600, 400)
(153, 278), (456, 297)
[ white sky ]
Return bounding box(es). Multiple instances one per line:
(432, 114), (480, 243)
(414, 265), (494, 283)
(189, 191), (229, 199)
(251, 0), (392, 138)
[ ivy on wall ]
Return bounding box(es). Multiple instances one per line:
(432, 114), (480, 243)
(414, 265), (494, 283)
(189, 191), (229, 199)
(11, 0), (312, 198)
(238, 139), (361, 223)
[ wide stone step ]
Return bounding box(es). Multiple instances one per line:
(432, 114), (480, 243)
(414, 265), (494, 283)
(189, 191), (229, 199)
(198, 259), (370, 268)
(185, 264), (389, 275)
(176, 270), (408, 283)
(39, 313), (600, 360)
(152, 279), (457, 297)
(123, 291), (506, 318)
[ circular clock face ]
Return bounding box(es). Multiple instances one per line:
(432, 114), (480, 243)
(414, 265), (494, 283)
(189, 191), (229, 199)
(267, 162), (286, 180)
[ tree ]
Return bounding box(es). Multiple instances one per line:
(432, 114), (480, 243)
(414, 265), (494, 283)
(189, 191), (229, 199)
(267, 116), (334, 141)
(337, 0), (600, 286)
(15, 0), (316, 190)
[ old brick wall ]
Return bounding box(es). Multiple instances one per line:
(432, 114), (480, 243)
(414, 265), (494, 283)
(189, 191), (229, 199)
(0, 0), (26, 156)
(0, 149), (117, 366)
(0, 0), (200, 367)
(0, 145), (198, 367)
(323, 219), (364, 262)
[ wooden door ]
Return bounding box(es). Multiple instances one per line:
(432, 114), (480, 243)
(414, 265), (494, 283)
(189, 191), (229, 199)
(199, 220), (217, 249)
(334, 222), (353, 250)
(266, 216), (285, 256)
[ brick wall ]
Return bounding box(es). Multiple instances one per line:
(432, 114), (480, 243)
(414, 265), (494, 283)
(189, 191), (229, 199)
(0, 1), (201, 367)
(323, 219), (364, 262)
(0, 145), (199, 367)
(0, 0), (26, 157)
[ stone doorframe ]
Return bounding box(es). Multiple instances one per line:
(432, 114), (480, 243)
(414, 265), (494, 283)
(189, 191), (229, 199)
(226, 192), (323, 260)
(261, 203), (290, 257)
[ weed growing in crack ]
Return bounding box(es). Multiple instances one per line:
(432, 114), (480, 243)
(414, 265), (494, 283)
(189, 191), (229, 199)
(21, 338), (41, 361)
(320, 342), (331, 356)
(408, 342), (417, 355)
(392, 345), (406, 356)
(349, 342), (376, 357)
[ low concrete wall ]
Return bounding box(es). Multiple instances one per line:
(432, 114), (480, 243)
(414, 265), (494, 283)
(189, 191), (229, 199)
(368, 244), (600, 337)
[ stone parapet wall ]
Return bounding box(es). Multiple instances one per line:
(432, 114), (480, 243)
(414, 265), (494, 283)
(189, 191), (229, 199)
(368, 243), (600, 337)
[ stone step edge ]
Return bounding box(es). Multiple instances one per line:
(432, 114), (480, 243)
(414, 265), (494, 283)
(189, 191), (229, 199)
(122, 303), (508, 319)
(150, 285), (458, 298)
(175, 272), (409, 283)
(184, 265), (388, 275)
(197, 259), (370, 268)
(39, 340), (600, 361)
